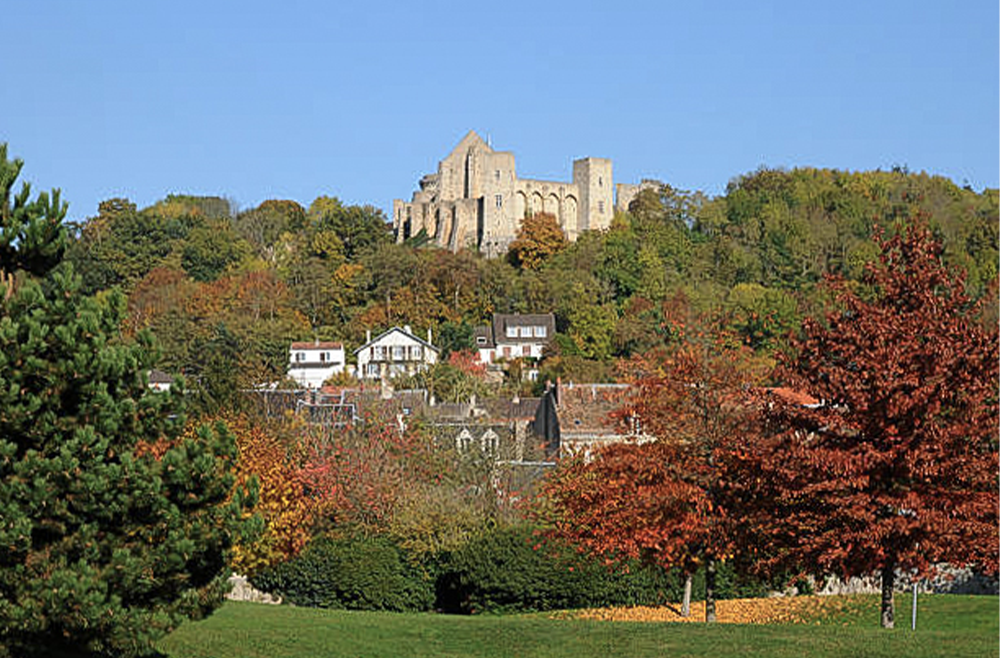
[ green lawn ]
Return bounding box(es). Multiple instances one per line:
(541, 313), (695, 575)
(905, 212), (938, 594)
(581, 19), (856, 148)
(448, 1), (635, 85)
(159, 594), (998, 658)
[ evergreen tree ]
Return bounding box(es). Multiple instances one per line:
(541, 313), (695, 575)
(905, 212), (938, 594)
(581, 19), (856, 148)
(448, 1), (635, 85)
(0, 146), (250, 657)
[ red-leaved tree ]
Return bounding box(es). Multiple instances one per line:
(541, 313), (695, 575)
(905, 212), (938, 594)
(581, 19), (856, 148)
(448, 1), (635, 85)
(540, 328), (767, 621)
(297, 413), (444, 532)
(728, 220), (999, 628)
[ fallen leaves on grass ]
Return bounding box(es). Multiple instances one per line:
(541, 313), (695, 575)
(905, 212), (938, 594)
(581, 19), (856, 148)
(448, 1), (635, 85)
(551, 595), (867, 625)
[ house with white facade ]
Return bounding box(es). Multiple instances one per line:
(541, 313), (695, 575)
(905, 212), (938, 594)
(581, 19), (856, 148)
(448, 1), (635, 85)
(354, 326), (439, 381)
(147, 369), (174, 392)
(474, 313), (555, 364)
(288, 341), (346, 389)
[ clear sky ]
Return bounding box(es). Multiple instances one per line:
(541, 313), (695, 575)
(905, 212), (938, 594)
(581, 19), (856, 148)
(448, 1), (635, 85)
(4, 1), (997, 223)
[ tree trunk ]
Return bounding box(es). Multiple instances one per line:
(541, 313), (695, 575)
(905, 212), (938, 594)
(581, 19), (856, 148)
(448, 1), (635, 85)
(681, 573), (693, 617)
(880, 556), (896, 629)
(705, 558), (717, 623)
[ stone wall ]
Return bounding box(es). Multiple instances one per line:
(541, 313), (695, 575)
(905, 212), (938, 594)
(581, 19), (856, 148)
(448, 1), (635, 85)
(784, 566), (999, 596)
(394, 132), (633, 255)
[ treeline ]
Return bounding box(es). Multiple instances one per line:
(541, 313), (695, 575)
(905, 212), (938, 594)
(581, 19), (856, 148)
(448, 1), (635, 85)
(66, 168), (998, 393)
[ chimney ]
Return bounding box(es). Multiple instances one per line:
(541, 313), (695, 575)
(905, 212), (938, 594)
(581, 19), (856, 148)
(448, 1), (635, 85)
(366, 329), (371, 343)
(404, 325), (412, 335)
(427, 327), (433, 344)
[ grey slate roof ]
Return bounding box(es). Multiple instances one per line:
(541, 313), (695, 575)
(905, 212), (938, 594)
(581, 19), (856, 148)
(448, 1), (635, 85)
(492, 314), (555, 344)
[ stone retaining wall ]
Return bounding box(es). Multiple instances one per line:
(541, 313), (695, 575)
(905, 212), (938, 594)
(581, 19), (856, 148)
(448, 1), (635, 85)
(789, 566), (998, 596)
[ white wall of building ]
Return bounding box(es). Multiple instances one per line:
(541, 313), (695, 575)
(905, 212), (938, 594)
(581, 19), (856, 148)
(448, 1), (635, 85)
(288, 344), (346, 389)
(355, 327), (439, 380)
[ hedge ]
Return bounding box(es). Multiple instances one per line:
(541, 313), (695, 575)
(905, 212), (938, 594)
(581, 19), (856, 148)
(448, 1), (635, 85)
(250, 534), (433, 612)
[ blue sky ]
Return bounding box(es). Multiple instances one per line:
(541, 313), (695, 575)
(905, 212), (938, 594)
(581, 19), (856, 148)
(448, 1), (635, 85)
(4, 1), (997, 222)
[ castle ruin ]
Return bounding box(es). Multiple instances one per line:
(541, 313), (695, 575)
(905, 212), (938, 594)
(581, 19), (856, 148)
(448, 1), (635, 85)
(393, 131), (650, 256)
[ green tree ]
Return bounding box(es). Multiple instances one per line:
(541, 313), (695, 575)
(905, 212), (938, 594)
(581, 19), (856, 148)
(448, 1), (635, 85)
(0, 144), (66, 278)
(564, 283), (618, 360)
(437, 320), (475, 358)
(66, 198), (178, 293)
(233, 199), (306, 264)
(180, 220), (252, 282)
(307, 196), (391, 260)
(0, 147), (250, 657)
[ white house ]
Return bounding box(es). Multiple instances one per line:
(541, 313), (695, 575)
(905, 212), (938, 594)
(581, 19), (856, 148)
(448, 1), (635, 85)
(474, 313), (555, 364)
(288, 341), (346, 389)
(354, 326), (439, 381)
(147, 369), (174, 392)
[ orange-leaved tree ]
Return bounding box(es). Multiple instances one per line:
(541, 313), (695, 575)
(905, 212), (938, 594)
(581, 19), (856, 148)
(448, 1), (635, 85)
(507, 212), (567, 270)
(219, 413), (317, 575)
(727, 220), (999, 628)
(539, 324), (767, 622)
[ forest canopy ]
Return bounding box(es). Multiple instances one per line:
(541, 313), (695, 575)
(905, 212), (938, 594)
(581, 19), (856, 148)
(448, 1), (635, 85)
(62, 166), (998, 392)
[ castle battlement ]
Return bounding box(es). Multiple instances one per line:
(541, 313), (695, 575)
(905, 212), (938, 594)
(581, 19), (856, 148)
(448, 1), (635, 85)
(393, 131), (647, 256)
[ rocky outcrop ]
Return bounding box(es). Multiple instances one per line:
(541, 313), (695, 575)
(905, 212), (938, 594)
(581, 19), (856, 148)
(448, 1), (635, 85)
(227, 574), (282, 604)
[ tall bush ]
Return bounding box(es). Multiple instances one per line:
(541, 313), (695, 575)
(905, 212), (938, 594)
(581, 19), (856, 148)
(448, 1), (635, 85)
(251, 534), (433, 612)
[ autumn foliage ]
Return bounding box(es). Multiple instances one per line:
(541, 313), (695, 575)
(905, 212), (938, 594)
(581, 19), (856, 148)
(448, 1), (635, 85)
(541, 440), (713, 571)
(507, 212), (568, 270)
(202, 414), (316, 574)
(727, 220), (999, 628)
(297, 414), (445, 532)
(540, 329), (767, 621)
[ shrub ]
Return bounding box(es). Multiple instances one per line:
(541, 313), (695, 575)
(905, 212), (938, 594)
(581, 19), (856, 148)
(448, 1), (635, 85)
(434, 525), (787, 614)
(435, 525), (672, 614)
(251, 534), (433, 612)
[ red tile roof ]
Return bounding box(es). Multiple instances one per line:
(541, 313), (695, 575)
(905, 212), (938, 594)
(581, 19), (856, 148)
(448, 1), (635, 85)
(290, 341), (343, 350)
(764, 387), (820, 406)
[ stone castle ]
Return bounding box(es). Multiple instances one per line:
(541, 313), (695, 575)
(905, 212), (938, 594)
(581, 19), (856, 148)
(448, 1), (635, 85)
(393, 131), (651, 255)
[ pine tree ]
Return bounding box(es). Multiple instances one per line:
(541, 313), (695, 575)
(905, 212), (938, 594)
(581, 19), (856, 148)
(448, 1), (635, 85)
(0, 145), (250, 657)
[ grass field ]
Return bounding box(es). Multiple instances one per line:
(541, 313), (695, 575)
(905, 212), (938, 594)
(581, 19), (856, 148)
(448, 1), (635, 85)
(159, 594), (998, 658)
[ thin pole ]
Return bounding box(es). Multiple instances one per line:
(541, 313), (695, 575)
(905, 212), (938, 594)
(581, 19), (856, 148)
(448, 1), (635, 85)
(911, 581), (918, 630)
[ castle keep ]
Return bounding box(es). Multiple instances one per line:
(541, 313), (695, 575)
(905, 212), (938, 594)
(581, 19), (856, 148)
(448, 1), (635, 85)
(393, 131), (648, 255)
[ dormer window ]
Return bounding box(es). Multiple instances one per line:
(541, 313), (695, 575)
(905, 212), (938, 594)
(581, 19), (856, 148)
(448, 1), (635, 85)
(476, 336), (487, 345)
(506, 326), (517, 338)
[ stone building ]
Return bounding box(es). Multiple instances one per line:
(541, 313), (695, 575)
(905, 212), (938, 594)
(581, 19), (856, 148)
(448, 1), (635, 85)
(393, 131), (650, 256)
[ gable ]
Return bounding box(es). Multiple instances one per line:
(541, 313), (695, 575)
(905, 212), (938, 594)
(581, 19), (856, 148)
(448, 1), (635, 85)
(354, 327), (440, 354)
(446, 130), (490, 161)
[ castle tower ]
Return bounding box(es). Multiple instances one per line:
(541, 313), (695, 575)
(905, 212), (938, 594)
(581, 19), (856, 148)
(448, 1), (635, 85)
(572, 158), (614, 232)
(394, 134), (628, 255)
